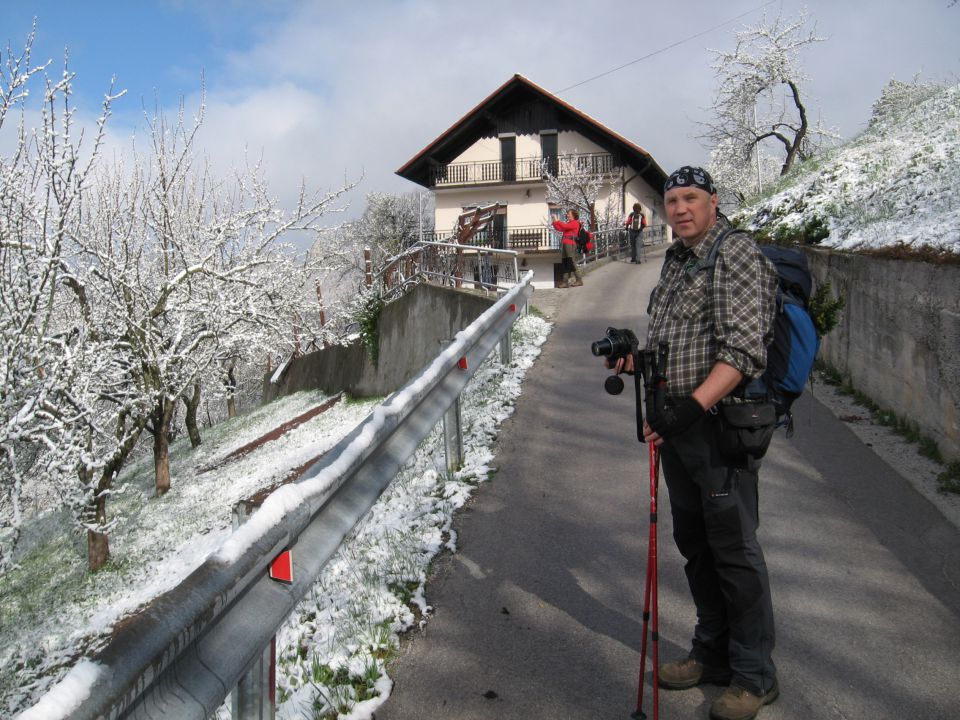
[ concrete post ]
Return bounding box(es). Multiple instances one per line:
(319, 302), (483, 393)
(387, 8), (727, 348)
(230, 502), (276, 720)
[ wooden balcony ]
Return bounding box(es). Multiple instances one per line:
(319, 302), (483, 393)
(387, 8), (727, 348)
(429, 152), (619, 188)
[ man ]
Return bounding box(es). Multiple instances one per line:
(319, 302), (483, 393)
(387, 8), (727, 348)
(625, 202), (646, 263)
(624, 166), (779, 720)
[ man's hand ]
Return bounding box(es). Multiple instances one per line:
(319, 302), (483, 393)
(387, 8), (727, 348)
(647, 396), (705, 440)
(606, 353), (635, 374)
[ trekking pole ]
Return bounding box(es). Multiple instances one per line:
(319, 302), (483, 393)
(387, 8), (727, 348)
(632, 343), (668, 720)
(632, 440), (660, 720)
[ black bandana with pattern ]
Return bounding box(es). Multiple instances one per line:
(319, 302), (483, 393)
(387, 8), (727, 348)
(664, 166), (716, 195)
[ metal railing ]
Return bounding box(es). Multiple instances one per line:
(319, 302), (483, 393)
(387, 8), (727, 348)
(383, 241), (521, 297)
(430, 152), (619, 187)
(25, 274), (535, 720)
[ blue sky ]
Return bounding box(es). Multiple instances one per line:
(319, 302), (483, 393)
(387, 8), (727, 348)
(3, 1), (959, 220)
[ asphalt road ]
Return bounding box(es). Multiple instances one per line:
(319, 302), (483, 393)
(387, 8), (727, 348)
(374, 252), (960, 720)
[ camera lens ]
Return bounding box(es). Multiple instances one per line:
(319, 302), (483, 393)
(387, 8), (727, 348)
(591, 338), (613, 356)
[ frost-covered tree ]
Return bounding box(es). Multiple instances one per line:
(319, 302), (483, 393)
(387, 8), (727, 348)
(0, 29), (127, 572)
(702, 9), (836, 196)
(542, 155), (621, 230)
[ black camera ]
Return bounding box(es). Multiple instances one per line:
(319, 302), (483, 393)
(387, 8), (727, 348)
(590, 327), (639, 362)
(591, 327), (639, 395)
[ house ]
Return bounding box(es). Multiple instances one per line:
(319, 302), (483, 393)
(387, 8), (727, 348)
(395, 73), (671, 286)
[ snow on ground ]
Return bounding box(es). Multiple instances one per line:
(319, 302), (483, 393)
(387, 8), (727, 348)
(2, 313), (551, 719)
(740, 81), (960, 253)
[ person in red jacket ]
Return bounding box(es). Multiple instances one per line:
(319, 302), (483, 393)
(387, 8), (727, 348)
(625, 202), (647, 263)
(552, 208), (584, 287)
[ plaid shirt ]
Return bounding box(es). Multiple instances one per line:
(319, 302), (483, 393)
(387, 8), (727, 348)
(645, 220), (777, 400)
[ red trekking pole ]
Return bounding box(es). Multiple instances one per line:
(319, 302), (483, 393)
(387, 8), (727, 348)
(632, 343), (668, 720)
(632, 441), (660, 720)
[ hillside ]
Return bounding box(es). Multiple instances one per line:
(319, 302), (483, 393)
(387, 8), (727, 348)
(738, 80), (960, 254)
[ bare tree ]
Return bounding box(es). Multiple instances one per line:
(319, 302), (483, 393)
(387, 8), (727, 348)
(541, 155), (621, 230)
(702, 9), (837, 198)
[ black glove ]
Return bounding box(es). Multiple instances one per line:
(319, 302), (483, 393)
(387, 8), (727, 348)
(648, 396), (705, 439)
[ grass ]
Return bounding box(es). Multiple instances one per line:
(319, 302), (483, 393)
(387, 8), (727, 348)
(816, 360), (958, 494)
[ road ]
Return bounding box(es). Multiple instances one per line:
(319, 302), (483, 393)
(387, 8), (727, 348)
(374, 251), (960, 720)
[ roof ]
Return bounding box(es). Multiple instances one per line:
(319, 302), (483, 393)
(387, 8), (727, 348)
(396, 73), (668, 191)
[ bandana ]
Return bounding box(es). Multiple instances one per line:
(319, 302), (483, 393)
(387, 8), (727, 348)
(664, 166), (716, 195)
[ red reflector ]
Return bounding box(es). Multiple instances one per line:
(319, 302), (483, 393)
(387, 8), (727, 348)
(458, 357), (468, 370)
(509, 303), (516, 313)
(270, 550), (293, 584)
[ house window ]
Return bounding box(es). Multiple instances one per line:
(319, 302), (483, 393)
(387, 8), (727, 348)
(499, 135), (516, 182)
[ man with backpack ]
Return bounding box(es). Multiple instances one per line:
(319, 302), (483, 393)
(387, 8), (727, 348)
(625, 202), (647, 263)
(612, 166), (780, 720)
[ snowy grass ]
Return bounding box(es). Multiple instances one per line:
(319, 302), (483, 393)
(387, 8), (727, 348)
(740, 82), (960, 254)
(2, 313), (551, 719)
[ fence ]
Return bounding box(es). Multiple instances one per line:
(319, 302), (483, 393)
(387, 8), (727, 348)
(383, 241), (521, 298)
(23, 273), (535, 720)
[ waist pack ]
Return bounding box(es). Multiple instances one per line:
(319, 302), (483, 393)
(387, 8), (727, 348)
(717, 402), (777, 460)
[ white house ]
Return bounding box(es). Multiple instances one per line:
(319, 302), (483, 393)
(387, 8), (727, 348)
(396, 74), (671, 285)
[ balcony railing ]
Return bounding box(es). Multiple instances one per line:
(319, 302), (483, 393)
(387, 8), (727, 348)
(429, 152), (619, 188)
(425, 223), (669, 253)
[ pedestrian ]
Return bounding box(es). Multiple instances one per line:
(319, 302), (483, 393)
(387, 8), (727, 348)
(625, 202), (647, 263)
(613, 166), (780, 720)
(552, 208), (584, 287)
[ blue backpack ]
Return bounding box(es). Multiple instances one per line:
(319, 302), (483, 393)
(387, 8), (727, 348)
(696, 230), (820, 435)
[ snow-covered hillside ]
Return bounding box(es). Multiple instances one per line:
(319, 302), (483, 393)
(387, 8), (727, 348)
(739, 80), (960, 254)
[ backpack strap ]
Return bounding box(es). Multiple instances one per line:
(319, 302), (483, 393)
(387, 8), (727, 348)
(684, 228), (740, 279)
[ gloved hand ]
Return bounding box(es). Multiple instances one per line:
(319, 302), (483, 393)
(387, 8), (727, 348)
(648, 396), (705, 439)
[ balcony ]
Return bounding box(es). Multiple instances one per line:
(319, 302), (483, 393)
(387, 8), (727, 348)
(429, 152), (619, 188)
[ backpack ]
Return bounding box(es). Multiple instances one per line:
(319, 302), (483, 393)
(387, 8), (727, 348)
(576, 223), (591, 252)
(629, 212), (647, 231)
(696, 229), (820, 436)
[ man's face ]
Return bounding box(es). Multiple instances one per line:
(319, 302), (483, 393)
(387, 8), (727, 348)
(664, 187), (718, 246)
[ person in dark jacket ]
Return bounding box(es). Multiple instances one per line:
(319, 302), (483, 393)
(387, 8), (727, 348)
(625, 202), (646, 263)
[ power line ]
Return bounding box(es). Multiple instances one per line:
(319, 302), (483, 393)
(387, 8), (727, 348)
(556, 0), (778, 94)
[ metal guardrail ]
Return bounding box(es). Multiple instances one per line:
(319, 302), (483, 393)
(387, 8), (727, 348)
(23, 272), (535, 720)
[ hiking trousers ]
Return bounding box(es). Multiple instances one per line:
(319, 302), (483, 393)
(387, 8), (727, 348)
(659, 411), (777, 696)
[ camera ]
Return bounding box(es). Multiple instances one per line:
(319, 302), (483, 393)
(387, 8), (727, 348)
(590, 327), (639, 362)
(591, 327), (639, 395)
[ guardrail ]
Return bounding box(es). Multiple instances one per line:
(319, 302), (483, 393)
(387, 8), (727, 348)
(22, 272), (535, 720)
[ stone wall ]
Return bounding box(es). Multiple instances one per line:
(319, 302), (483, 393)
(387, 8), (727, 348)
(263, 283), (497, 402)
(806, 248), (960, 462)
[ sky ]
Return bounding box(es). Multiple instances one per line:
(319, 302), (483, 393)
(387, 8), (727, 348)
(2, 0), (958, 220)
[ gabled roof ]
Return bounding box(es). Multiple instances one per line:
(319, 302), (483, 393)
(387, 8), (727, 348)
(396, 73), (668, 191)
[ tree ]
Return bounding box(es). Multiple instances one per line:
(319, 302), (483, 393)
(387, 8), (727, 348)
(0, 28), (128, 572)
(541, 155), (621, 230)
(702, 9), (837, 199)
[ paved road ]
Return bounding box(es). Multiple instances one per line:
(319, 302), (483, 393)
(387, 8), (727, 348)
(375, 253), (960, 720)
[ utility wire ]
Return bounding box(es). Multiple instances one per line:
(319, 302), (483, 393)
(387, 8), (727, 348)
(556, 0), (778, 94)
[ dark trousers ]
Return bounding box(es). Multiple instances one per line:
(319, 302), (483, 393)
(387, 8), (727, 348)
(659, 413), (777, 695)
(629, 230), (640, 262)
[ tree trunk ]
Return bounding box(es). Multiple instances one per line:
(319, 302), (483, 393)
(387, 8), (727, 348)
(183, 381), (202, 448)
(153, 397), (175, 496)
(226, 361), (238, 419)
(87, 490), (110, 572)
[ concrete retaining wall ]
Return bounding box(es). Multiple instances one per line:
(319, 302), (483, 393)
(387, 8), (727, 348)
(263, 283), (497, 402)
(806, 248), (960, 462)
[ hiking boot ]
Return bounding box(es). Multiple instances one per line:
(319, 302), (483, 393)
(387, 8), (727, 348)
(556, 281), (569, 288)
(571, 279), (584, 286)
(709, 681), (779, 720)
(658, 658), (732, 690)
